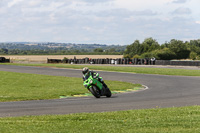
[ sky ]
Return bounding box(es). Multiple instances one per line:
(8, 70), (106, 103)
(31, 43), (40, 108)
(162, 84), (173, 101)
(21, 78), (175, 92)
(0, 0), (200, 45)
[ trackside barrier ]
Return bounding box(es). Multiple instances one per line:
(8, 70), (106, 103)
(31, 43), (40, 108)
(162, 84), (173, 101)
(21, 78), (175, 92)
(155, 60), (200, 66)
(0, 57), (10, 63)
(47, 58), (200, 66)
(47, 58), (156, 65)
(47, 58), (62, 63)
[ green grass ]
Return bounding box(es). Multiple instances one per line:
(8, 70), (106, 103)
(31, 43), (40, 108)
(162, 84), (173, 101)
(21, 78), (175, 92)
(0, 71), (141, 102)
(0, 106), (200, 133)
(2, 63), (200, 76)
(0, 64), (199, 132)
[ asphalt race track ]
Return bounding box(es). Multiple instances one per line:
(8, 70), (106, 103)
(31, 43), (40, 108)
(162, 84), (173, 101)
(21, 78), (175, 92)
(0, 65), (200, 117)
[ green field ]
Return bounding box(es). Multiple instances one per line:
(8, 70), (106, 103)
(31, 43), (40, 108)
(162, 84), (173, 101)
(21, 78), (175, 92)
(0, 106), (200, 133)
(2, 63), (200, 76)
(0, 71), (141, 102)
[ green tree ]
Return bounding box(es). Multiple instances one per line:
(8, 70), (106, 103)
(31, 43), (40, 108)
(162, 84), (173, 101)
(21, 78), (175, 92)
(123, 38), (160, 59)
(0, 48), (8, 54)
(190, 52), (198, 60)
(165, 39), (191, 59)
(141, 38), (160, 53)
(94, 48), (103, 52)
(156, 48), (177, 60)
(188, 40), (200, 55)
(123, 40), (141, 58)
(190, 39), (200, 47)
(108, 48), (116, 52)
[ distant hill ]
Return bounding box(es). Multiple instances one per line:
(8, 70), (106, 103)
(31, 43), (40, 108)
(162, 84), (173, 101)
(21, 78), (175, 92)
(0, 42), (125, 51)
(0, 42), (126, 55)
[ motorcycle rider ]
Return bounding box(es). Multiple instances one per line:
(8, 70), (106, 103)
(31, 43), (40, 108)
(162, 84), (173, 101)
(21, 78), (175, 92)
(82, 67), (108, 89)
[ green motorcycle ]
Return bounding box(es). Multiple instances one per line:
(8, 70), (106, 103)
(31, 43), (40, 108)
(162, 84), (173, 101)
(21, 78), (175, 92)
(83, 76), (112, 98)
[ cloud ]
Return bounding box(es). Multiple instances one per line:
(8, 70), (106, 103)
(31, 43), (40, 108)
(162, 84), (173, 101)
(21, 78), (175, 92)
(94, 8), (158, 20)
(171, 7), (192, 15)
(133, 10), (158, 16)
(79, 0), (114, 3)
(195, 21), (200, 24)
(7, 0), (24, 8)
(172, 0), (188, 4)
(0, 0), (199, 44)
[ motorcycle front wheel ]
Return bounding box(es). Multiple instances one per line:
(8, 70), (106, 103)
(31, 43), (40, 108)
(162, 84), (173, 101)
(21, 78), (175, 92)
(89, 86), (101, 98)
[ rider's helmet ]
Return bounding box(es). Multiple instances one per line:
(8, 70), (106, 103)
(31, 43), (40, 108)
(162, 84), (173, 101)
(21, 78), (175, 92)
(82, 67), (89, 76)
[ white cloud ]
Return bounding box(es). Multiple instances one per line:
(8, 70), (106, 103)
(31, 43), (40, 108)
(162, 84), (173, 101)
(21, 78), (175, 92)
(0, 7), (7, 14)
(195, 21), (200, 24)
(28, 1), (41, 6)
(114, 0), (172, 11)
(171, 7), (192, 15)
(172, 0), (188, 4)
(7, 0), (24, 8)
(0, 0), (200, 44)
(79, 0), (114, 3)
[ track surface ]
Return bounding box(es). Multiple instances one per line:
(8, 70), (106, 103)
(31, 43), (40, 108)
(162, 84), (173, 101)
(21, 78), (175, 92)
(0, 65), (200, 117)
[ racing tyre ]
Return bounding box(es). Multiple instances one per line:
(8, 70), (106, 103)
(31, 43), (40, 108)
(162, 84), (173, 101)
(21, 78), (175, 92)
(89, 86), (101, 98)
(106, 88), (112, 98)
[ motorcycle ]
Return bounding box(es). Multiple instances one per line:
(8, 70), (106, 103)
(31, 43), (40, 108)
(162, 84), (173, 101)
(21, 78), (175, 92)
(83, 76), (112, 98)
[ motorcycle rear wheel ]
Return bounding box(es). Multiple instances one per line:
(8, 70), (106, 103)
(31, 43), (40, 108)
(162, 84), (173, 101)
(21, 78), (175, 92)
(106, 88), (112, 97)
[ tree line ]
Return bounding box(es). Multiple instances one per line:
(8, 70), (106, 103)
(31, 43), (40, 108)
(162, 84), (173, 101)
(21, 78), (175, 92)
(123, 38), (200, 60)
(1, 38), (200, 60)
(0, 43), (126, 55)
(0, 48), (123, 55)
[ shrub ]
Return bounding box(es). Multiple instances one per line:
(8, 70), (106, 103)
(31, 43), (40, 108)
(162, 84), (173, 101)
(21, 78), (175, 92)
(156, 48), (177, 60)
(189, 52), (198, 60)
(140, 52), (156, 59)
(132, 54), (141, 59)
(123, 54), (131, 58)
(196, 56), (200, 60)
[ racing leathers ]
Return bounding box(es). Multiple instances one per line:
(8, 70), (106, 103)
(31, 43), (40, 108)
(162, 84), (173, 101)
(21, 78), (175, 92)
(82, 71), (108, 89)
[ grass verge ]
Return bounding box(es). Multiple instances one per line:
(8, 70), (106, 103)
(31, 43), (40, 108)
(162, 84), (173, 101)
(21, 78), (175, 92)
(0, 71), (141, 102)
(2, 63), (200, 76)
(0, 106), (200, 133)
